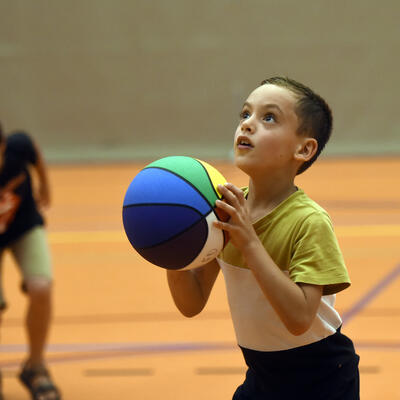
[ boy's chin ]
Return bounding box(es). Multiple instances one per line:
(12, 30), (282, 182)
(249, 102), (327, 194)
(234, 157), (254, 174)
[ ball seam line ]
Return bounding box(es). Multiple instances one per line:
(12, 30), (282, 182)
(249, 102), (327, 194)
(143, 165), (216, 210)
(122, 202), (210, 215)
(194, 158), (223, 202)
(132, 208), (213, 250)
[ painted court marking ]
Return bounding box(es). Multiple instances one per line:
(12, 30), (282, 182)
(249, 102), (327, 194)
(2, 262), (400, 370)
(2, 230), (400, 369)
(0, 342), (236, 369)
(47, 224), (400, 244)
(342, 263), (400, 324)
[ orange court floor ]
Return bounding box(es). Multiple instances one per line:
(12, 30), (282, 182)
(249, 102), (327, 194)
(1, 157), (400, 400)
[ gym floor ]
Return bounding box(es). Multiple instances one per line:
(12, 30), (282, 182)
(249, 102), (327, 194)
(1, 158), (399, 399)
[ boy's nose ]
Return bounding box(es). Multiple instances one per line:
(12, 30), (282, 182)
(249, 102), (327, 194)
(241, 118), (255, 133)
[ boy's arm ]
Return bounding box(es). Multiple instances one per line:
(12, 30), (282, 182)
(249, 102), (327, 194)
(32, 142), (51, 209)
(167, 259), (220, 317)
(238, 238), (322, 335)
(215, 183), (322, 336)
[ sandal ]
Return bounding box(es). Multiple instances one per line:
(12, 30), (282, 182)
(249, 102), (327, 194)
(19, 364), (61, 400)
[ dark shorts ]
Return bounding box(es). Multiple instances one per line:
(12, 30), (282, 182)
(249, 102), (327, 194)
(233, 328), (360, 400)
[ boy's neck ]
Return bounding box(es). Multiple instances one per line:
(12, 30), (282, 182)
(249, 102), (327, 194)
(247, 174), (297, 220)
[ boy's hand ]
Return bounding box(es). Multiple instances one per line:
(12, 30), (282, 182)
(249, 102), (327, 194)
(214, 183), (259, 252)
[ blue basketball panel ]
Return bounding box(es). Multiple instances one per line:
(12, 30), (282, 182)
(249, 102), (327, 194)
(123, 168), (211, 215)
(123, 204), (203, 248)
(135, 217), (208, 269)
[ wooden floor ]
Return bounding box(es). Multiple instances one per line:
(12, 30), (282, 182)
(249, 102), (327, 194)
(1, 158), (400, 399)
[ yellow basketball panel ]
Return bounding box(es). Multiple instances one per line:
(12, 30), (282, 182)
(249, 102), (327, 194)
(197, 159), (227, 199)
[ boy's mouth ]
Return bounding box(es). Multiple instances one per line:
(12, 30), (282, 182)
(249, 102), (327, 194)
(236, 135), (253, 149)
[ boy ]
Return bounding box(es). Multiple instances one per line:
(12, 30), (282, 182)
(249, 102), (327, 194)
(167, 77), (360, 399)
(0, 123), (61, 400)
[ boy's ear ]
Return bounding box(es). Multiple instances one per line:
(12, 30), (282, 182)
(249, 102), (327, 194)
(294, 138), (318, 162)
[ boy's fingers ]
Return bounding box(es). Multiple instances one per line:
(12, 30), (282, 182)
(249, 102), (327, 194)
(213, 219), (231, 232)
(215, 199), (235, 215)
(227, 184), (246, 205)
(219, 183), (245, 204)
(218, 184), (238, 203)
(216, 192), (238, 210)
(217, 183), (228, 194)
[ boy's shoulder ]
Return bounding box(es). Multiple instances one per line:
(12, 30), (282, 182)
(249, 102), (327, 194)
(241, 186), (330, 221)
(291, 189), (328, 215)
(240, 186), (333, 232)
(282, 189), (333, 229)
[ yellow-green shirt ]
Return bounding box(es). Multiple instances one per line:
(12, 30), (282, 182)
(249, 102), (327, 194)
(218, 188), (351, 351)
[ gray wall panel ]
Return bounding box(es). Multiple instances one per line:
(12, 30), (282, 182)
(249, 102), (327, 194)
(1, 1), (399, 162)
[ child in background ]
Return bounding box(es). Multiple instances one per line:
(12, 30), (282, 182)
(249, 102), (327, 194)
(0, 123), (61, 400)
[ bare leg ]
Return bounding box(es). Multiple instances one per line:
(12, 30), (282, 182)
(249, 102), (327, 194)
(24, 279), (52, 367)
(20, 279), (60, 399)
(10, 229), (60, 398)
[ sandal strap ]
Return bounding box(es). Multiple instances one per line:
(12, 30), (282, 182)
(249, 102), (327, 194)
(19, 364), (61, 399)
(34, 382), (58, 394)
(21, 364), (50, 380)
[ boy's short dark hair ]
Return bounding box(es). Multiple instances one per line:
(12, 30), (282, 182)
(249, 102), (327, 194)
(260, 76), (333, 174)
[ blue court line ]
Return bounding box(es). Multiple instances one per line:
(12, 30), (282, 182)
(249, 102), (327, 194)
(2, 340), (400, 355)
(0, 342), (235, 369)
(1, 340), (400, 370)
(342, 263), (400, 325)
(0, 342), (233, 353)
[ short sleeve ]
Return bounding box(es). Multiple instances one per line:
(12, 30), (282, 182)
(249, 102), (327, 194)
(7, 132), (37, 164)
(289, 211), (351, 296)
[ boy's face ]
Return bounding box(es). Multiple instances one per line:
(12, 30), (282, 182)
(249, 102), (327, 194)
(234, 84), (304, 176)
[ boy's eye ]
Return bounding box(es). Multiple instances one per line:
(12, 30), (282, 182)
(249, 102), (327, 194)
(240, 111), (250, 120)
(264, 113), (276, 123)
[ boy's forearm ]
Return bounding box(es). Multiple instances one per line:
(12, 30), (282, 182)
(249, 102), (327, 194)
(167, 260), (220, 318)
(167, 270), (207, 317)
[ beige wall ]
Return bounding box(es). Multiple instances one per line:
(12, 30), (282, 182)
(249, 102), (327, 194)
(1, 1), (399, 162)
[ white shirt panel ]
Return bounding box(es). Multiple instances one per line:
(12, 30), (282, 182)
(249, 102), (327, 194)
(219, 259), (343, 351)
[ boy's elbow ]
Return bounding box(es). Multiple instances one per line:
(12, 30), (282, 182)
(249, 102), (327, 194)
(288, 325), (309, 336)
(175, 302), (205, 318)
(180, 309), (201, 318)
(285, 318), (313, 336)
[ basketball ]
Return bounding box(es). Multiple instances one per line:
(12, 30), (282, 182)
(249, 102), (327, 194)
(122, 156), (229, 270)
